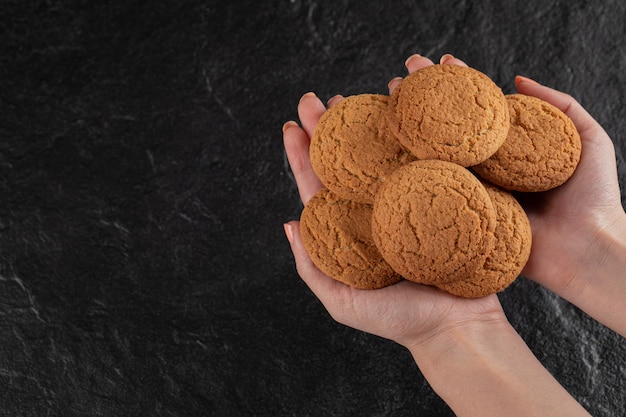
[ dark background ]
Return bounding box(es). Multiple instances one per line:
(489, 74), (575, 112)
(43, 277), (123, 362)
(1, 0), (626, 415)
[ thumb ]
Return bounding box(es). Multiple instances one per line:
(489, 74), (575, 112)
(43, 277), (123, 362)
(283, 220), (349, 308)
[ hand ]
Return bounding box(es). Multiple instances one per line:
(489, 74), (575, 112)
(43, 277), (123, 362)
(403, 56), (626, 320)
(511, 78), (626, 298)
(282, 54), (505, 350)
(282, 54), (596, 416)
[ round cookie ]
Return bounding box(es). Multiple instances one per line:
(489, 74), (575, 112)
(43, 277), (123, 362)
(300, 188), (402, 289)
(387, 64), (509, 167)
(472, 94), (582, 192)
(436, 184), (532, 298)
(371, 160), (497, 285)
(310, 94), (414, 204)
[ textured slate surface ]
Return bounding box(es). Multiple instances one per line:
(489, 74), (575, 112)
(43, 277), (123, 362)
(1, 0), (625, 415)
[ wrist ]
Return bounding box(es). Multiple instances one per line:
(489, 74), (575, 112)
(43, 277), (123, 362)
(594, 209), (626, 255)
(564, 211), (626, 335)
(406, 316), (512, 392)
(406, 317), (592, 417)
(568, 210), (626, 295)
(395, 293), (506, 351)
(406, 313), (515, 412)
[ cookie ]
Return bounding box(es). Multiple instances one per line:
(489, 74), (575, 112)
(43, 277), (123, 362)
(310, 94), (414, 204)
(472, 94), (582, 192)
(371, 160), (496, 285)
(387, 64), (509, 167)
(436, 184), (532, 298)
(300, 188), (402, 289)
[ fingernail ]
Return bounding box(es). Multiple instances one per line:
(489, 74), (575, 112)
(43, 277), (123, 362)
(515, 75), (540, 86)
(284, 223), (294, 244)
(327, 94), (343, 106)
(404, 53), (422, 68)
(299, 91), (317, 103)
(440, 53), (455, 64)
(282, 120), (298, 133)
(388, 76), (403, 90)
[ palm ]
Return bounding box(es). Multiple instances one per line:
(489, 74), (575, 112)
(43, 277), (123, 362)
(287, 193), (503, 347)
(282, 55), (626, 346)
(323, 279), (503, 347)
(515, 83), (623, 292)
(283, 87), (505, 348)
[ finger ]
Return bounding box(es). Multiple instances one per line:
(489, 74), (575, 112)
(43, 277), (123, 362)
(388, 55), (435, 95)
(387, 76), (403, 95)
(327, 94), (345, 108)
(440, 53), (469, 67)
(404, 53), (435, 74)
(282, 121), (324, 204)
(514, 76), (609, 141)
(298, 92), (327, 138)
(283, 221), (349, 305)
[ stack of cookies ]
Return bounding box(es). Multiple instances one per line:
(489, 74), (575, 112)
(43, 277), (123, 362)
(300, 64), (581, 298)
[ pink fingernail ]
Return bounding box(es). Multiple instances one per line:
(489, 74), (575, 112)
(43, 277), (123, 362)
(387, 76), (403, 89)
(440, 53), (455, 64)
(515, 75), (541, 86)
(299, 92), (317, 103)
(327, 94), (343, 106)
(404, 53), (422, 68)
(282, 120), (298, 133)
(284, 223), (294, 244)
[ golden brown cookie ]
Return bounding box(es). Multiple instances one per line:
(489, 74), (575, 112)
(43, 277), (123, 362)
(387, 64), (509, 167)
(472, 94), (582, 192)
(300, 188), (402, 289)
(371, 160), (496, 285)
(436, 184), (532, 298)
(310, 94), (414, 204)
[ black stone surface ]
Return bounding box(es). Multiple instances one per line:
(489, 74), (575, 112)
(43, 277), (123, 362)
(1, 1), (626, 415)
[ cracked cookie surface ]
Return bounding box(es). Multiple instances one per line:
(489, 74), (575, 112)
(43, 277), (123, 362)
(387, 64), (509, 167)
(436, 183), (532, 298)
(371, 160), (496, 285)
(473, 94), (582, 192)
(310, 94), (414, 204)
(300, 188), (402, 289)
